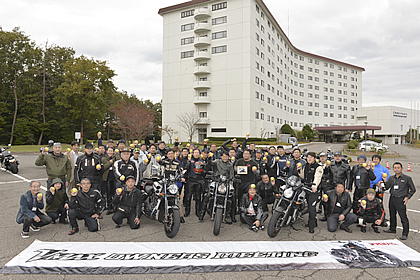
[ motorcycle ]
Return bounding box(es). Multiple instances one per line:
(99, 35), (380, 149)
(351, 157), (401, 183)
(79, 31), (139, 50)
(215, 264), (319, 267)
(267, 175), (312, 237)
(0, 145), (19, 174)
(205, 171), (240, 235)
(141, 164), (181, 238)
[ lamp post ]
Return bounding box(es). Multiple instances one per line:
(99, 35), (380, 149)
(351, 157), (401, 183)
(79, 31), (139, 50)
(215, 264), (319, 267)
(364, 121), (368, 143)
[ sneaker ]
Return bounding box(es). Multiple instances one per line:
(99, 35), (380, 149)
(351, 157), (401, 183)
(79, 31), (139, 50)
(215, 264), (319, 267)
(373, 227), (380, 234)
(383, 228), (396, 234)
(259, 225), (265, 231)
(59, 219), (69, 224)
(21, 231), (29, 238)
(115, 224), (121, 228)
(400, 235), (407, 240)
(68, 227), (79, 235)
(30, 225), (40, 232)
(361, 226), (366, 233)
(320, 216), (327, 222)
(340, 226), (352, 233)
(250, 225), (258, 232)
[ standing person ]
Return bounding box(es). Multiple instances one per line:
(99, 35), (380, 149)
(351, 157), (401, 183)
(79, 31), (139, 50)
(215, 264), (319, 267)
(114, 148), (140, 189)
(329, 151), (352, 192)
(254, 149), (268, 182)
(184, 149), (206, 217)
(139, 143), (148, 158)
(322, 183), (357, 233)
(112, 176), (142, 229)
(242, 134), (256, 159)
(356, 189), (385, 233)
(74, 143), (103, 191)
(130, 149), (143, 165)
(101, 146), (117, 215)
(370, 154), (390, 189)
(266, 146), (278, 179)
(222, 138), (243, 159)
(208, 142), (221, 160)
(45, 178), (69, 224)
(240, 184), (264, 232)
(276, 146), (287, 177)
(16, 181), (52, 238)
(35, 142), (71, 190)
(383, 162), (416, 240)
(97, 145), (106, 157)
(66, 141), (83, 196)
(298, 152), (324, 233)
(68, 178), (105, 235)
(350, 155), (376, 212)
(157, 141), (170, 157)
(284, 148), (306, 177)
(234, 149), (259, 210)
(256, 174), (278, 226)
(318, 152), (333, 221)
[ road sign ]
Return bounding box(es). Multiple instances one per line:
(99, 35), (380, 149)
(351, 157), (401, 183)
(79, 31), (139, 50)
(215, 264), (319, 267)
(75, 132), (81, 140)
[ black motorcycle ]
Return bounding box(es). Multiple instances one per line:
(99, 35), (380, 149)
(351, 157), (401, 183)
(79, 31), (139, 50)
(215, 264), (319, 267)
(205, 172), (239, 235)
(267, 175), (311, 237)
(0, 145), (19, 174)
(141, 168), (181, 238)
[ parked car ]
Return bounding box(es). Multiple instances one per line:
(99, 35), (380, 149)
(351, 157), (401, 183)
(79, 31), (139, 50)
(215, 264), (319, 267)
(358, 141), (388, 152)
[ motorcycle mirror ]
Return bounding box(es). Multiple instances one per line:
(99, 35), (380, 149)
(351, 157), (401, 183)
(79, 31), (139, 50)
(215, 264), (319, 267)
(235, 175), (241, 179)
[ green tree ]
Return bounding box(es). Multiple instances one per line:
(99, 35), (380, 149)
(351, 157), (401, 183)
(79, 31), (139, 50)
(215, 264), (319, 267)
(55, 55), (117, 144)
(302, 124), (314, 141)
(280, 124), (296, 137)
(0, 27), (41, 144)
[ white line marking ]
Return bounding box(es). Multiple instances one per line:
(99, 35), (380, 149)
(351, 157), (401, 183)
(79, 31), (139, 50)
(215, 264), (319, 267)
(409, 267), (420, 272)
(1, 168), (47, 191)
(397, 226), (419, 233)
(408, 209), (420, 214)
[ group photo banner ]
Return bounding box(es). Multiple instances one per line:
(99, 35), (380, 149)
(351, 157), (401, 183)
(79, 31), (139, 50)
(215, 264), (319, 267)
(1, 239), (420, 274)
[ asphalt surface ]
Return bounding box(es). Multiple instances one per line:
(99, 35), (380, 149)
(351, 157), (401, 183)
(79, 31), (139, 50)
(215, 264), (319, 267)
(1, 143), (420, 279)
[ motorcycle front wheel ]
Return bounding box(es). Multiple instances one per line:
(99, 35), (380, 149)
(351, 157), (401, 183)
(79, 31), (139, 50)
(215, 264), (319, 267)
(267, 207), (286, 237)
(9, 162), (18, 174)
(213, 207), (223, 236)
(164, 208), (180, 238)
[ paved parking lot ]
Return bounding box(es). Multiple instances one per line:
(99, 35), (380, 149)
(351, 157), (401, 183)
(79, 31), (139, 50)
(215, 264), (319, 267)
(1, 143), (420, 279)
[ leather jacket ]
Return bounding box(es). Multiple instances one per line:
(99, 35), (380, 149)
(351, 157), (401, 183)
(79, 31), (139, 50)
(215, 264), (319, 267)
(323, 189), (352, 217)
(329, 160), (351, 190)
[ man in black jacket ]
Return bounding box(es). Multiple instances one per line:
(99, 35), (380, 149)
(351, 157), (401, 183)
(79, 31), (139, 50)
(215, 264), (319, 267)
(184, 149), (206, 217)
(256, 174), (278, 224)
(356, 189), (385, 233)
(74, 143), (103, 191)
(329, 151), (351, 191)
(114, 148), (140, 189)
(157, 141), (170, 157)
(350, 155), (376, 212)
(68, 178), (105, 235)
(322, 183), (357, 233)
(222, 138), (243, 159)
(112, 176), (142, 229)
(383, 162), (416, 240)
(240, 184), (264, 232)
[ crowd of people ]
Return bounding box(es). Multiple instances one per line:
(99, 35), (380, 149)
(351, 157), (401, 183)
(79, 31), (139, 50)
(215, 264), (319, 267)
(17, 134), (416, 241)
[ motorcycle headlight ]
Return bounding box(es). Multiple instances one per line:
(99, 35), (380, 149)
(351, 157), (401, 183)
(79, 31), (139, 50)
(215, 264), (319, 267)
(168, 184), (178, 195)
(221, 176), (226, 182)
(284, 188), (293, 198)
(218, 184), (227, 194)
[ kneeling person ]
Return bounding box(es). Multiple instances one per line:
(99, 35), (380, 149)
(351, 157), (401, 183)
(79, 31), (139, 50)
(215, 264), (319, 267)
(240, 184), (264, 232)
(323, 183), (357, 233)
(46, 178), (69, 224)
(16, 181), (52, 238)
(356, 189), (385, 233)
(68, 178), (105, 235)
(112, 176), (142, 229)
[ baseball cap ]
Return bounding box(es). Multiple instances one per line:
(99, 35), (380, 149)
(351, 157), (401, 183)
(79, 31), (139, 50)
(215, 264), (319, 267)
(334, 151), (342, 156)
(85, 143), (93, 149)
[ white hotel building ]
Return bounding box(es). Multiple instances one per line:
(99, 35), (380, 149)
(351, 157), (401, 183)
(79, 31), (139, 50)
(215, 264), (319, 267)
(159, 0), (364, 142)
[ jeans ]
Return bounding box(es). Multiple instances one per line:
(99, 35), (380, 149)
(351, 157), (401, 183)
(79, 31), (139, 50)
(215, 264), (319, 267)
(46, 207), (67, 222)
(327, 212), (357, 232)
(22, 212), (52, 232)
(112, 211), (140, 229)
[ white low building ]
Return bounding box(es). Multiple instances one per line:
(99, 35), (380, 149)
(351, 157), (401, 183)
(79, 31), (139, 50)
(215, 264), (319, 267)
(159, 0), (364, 142)
(357, 106), (420, 145)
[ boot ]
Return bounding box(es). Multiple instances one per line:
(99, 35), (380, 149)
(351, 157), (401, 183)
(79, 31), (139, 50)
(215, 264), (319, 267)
(372, 224), (380, 233)
(184, 208), (190, 217)
(195, 201), (202, 218)
(198, 210), (205, 221)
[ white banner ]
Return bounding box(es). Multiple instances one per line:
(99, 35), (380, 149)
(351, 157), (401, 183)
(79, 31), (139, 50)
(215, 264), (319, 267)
(1, 239), (420, 274)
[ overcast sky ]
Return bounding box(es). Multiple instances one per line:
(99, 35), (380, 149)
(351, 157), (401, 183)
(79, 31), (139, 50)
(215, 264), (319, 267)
(1, 0), (419, 109)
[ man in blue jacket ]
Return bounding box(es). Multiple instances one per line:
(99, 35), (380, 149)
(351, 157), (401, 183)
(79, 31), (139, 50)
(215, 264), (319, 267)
(370, 154), (390, 188)
(16, 181), (52, 238)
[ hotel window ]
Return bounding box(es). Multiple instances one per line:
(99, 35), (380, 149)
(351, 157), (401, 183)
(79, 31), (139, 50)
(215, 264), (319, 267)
(299, 101), (304, 106)
(315, 77), (319, 82)
(261, 113), (264, 120)
(308, 111), (313, 115)
(212, 16), (227, 25)
(256, 47), (259, 55)
(308, 67), (313, 72)
(255, 61), (259, 69)
(181, 50), (194, 58)
(324, 79), (328, 83)
(315, 86), (319, 90)
(324, 62), (328, 67)
(199, 92), (207, 96)
(330, 113), (334, 117)
(255, 112), (259, 119)
(330, 105), (334, 109)
(300, 56), (304, 61)
(315, 69), (319, 73)
(181, 37), (194, 45)
(212, 45), (227, 54)
(255, 18), (259, 27)
(212, 2), (227, 11)
(324, 113), (328, 117)
(330, 64), (334, 69)
(315, 60), (319, 65)
(261, 25), (265, 33)
(330, 96), (334, 101)
(299, 110), (304, 115)
(299, 92), (304, 97)
(315, 103), (319, 107)
(324, 71), (328, 75)
(330, 88), (334, 93)
(315, 112), (319, 116)
(255, 33), (259, 41)
(261, 94), (264, 101)
(199, 112), (207, 118)
(261, 12), (265, 19)
(212, 31), (227, 39)
(330, 72), (334, 77)
(255, 91), (259, 99)
(308, 102), (313, 106)
(308, 93), (313, 98)
(255, 76), (259, 84)
(323, 104), (328, 108)
(181, 23), (194, 31)
(261, 39), (265, 46)
(344, 106), (347, 110)
(181, 9), (194, 18)
(308, 76), (312, 80)
(300, 65), (304, 70)
(255, 4), (259, 13)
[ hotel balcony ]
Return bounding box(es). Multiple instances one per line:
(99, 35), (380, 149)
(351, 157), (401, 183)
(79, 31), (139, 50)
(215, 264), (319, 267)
(194, 51), (211, 61)
(196, 117), (211, 125)
(193, 65), (211, 75)
(194, 36), (211, 47)
(194, 8), (211, 19)
(194, 22), (211, 33)
(193, 80), (211, 89)
(193, 95), (211, 104)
